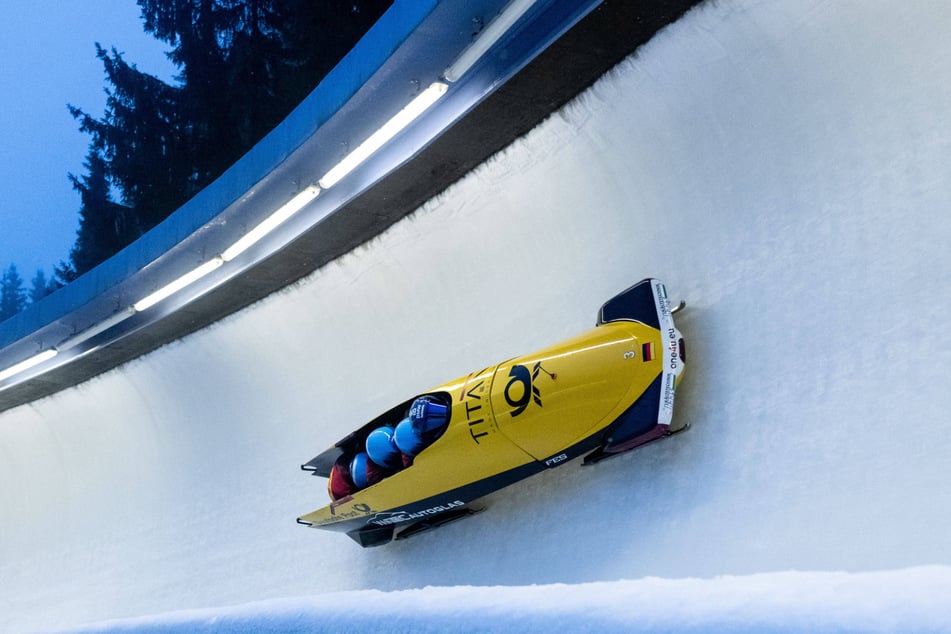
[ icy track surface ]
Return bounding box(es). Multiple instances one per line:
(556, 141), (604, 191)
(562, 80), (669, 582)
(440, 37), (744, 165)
(3, 0), (951, 631)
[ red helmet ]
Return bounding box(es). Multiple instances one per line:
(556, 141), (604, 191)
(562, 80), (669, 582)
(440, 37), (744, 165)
(327, 455), (356, 500)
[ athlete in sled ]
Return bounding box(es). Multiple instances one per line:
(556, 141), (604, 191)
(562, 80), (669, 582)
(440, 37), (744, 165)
(298, 278), (687, 547)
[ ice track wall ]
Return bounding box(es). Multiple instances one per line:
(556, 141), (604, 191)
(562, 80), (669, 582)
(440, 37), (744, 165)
(4, 0), (951, 630)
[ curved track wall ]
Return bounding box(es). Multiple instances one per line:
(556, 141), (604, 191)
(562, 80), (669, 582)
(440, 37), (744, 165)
(3, 0), (951, 630)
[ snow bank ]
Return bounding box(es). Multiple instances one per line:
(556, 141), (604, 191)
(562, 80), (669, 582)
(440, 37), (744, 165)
(54, 567), (951, 633)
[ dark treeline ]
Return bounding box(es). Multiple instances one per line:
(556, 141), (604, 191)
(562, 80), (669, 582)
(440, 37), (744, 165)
(0, 263), (58, 322)
(1, 0), (391, 323)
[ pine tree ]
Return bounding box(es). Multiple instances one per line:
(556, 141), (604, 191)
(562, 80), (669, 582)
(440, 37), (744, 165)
(53, 260), (78, 287)
(0, 264), (27, 321)
(276, 1), (392, 95)
(66, 0), (391, 272)
(29, 269), (57, 303)
(70, 50), (189, 234)
(67, 149), (137, 276)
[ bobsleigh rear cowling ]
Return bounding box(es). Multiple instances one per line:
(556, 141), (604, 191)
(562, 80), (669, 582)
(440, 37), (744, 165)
(297, 278), (687, 547)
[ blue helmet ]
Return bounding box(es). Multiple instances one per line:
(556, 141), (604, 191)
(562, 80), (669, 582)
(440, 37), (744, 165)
(393, 416), (425, 456)
(366, 426), (401, 469)
(350, 452), (371, 489)
(408, 397), (448, 432)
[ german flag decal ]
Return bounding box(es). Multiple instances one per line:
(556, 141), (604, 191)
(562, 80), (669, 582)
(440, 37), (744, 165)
(642, 341), (655, 361)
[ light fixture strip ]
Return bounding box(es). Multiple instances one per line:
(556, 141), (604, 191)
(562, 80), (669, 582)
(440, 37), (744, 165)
(133, 258), (224, 312)
(56, 307), (138, 353)
(0, 349), (58, 383)
(318, 82), (448, 189)
(444, 0), (539, 83)
(221, 185), (321, 262)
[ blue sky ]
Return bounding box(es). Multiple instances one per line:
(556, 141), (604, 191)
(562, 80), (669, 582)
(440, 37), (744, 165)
(0, 2), (175, 281)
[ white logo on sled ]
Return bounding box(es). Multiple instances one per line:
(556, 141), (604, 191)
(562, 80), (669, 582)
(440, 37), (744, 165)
(370, 500), (465, 526)
(655, 282), (671, 317)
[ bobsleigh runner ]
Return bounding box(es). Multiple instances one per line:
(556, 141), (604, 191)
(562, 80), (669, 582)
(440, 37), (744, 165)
(297, 278), (687, 547)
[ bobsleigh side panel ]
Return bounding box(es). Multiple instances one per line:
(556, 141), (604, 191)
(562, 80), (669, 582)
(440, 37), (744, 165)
(492, 321), (663, 460)
(349, 460), (547, 545)
(602, 374), (664, 451)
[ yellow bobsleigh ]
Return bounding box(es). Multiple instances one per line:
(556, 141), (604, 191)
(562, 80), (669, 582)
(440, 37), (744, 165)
(297, 278), (687, 546)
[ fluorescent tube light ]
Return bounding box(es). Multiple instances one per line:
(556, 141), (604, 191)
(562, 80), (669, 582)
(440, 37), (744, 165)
(0, 349), (58, 383)
(133, 258), (224, 312)
(444, 0), (539, 83)
(56, 307), (138, 352)
(318, 82), (448, 189)
(221, 185), (320, 262)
